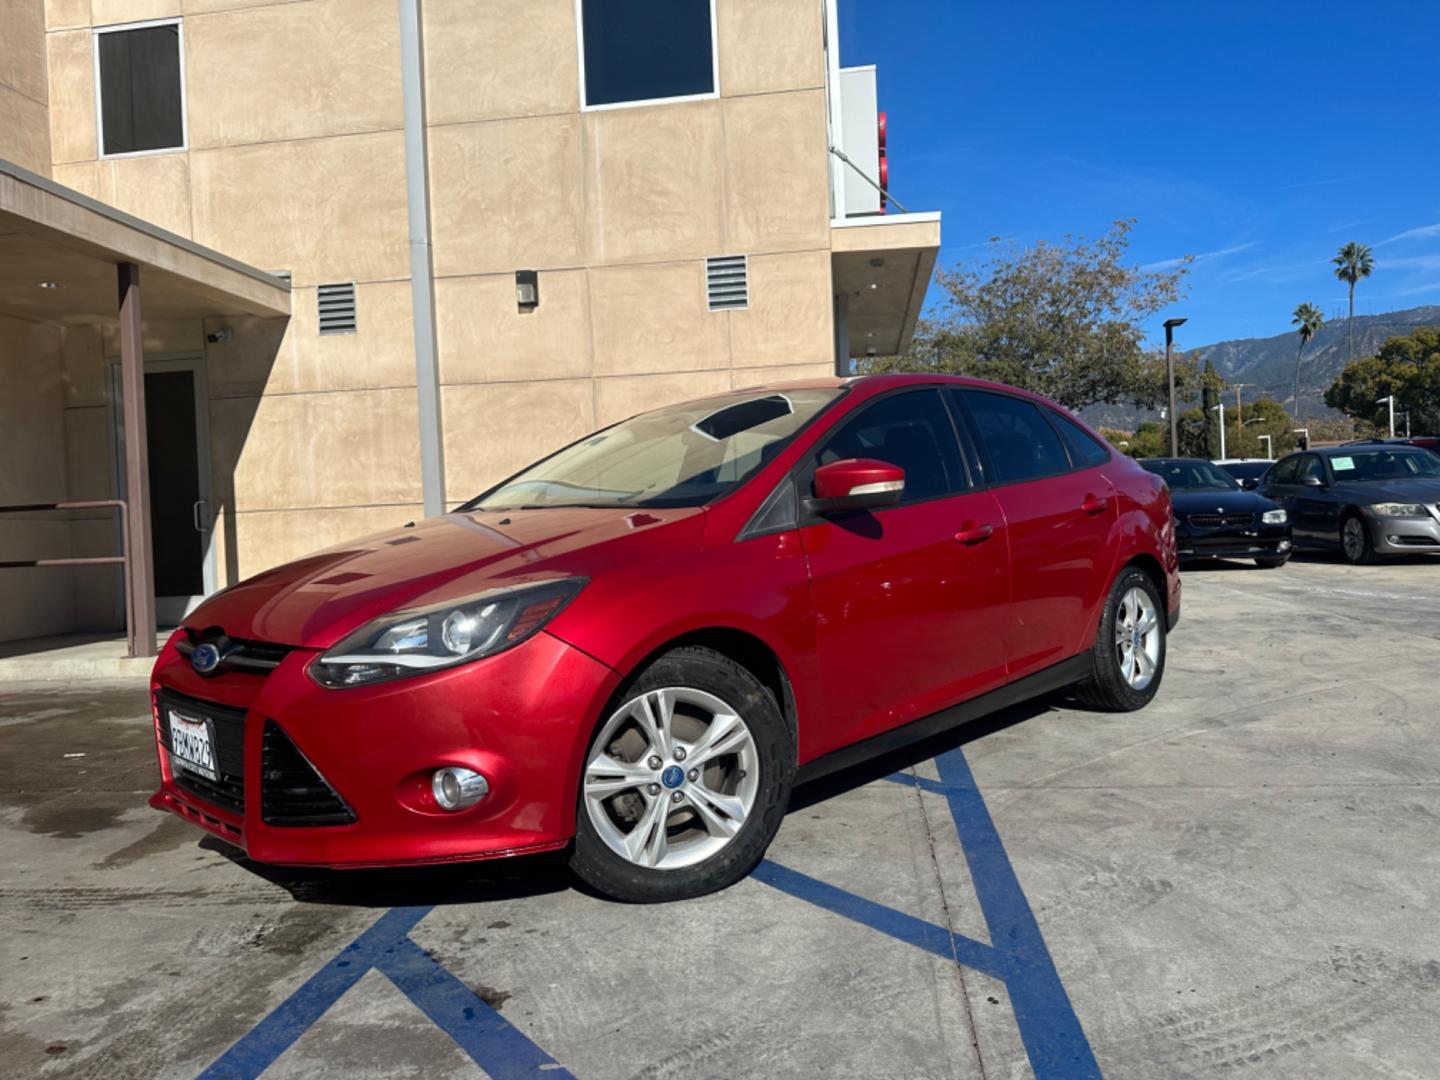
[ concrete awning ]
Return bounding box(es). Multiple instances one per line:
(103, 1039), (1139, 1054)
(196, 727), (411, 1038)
(0, 159), (290, 324)
(831, 211), (940, 359)
(1, 158), (291, 658)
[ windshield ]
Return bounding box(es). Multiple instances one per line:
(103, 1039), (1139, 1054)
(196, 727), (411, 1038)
(1143, 460), (1239, 491)
(467, 388), (843, 511)
(1328, 449), (1440, 482)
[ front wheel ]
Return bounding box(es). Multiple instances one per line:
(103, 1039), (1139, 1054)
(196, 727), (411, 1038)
(1341, 514), (1378, 565)
(1075, 567), (1167, 712)
(570, 647), (794, 903)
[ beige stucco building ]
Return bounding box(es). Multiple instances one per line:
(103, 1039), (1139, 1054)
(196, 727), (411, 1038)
(0, 0), (938, 647)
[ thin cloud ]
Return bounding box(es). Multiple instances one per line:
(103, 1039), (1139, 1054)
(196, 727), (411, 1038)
(1395, 281), (1440, 296)
(1142, 241), (1258, 273)
(1274, 176), (1357, 191)
(1376, 223), (1440, 247)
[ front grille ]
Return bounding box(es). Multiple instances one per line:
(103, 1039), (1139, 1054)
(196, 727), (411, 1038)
(1187, 512), (1255, 528)
(176, 630), (293, 675)
(155, 690), (246, 815)
(260, 720), (356, 827)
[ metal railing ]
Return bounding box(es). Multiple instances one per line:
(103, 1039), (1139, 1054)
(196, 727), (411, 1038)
(0, 500), (137, 657)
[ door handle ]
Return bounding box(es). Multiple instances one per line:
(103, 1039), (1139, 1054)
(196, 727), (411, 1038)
(954, 523), (994, 545)
(1081, 494), (1108, 515)
(192, 499), (209, 532)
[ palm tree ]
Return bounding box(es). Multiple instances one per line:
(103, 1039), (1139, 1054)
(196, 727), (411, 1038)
(1291, 302), (1324, 422)
(1331, 241), (1374, 363)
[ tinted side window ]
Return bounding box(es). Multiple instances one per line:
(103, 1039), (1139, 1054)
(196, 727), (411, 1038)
(1049, 411), (1111, 468)
(1268, 456), (1299, 484)
(813, 390), (966, 504)
(1297, 456), (1325, 484)
(958, 390), (1071, 485)
(98, 24), (185, 156)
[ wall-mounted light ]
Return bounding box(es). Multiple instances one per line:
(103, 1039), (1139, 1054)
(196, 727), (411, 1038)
(515, 269), (538, 311)
(37, 281), (63, 289)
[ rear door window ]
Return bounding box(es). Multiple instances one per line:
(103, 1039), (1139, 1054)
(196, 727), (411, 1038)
(1048, 410), (1111, 468)
(955, 390), (1071, 485)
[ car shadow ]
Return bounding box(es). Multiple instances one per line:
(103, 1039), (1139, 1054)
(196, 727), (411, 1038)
(200, 691), (1064, 908)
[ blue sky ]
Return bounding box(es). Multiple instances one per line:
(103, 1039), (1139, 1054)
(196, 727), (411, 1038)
(840, 1), (1440, 349)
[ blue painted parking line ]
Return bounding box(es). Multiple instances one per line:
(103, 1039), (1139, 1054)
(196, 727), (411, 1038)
(201, 746), (1094, 1079)
(198, 904), (575, 1080)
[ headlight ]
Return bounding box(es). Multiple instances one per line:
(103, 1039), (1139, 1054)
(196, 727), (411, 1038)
(1369, 503), (1428, 518)
(310, 578), (585, 688)
(1261, 509), (1287, 525)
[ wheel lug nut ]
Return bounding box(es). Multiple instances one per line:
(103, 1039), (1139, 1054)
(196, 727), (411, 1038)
(647, 783), (660, 796)
(673, 747), (687, 761)
(670, 791), (684, 804)
(687, 768), (699, 782)
(647, 755), (662, 770)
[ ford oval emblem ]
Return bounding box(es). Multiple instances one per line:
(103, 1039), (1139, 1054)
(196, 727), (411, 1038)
(191, 643), (222, 674)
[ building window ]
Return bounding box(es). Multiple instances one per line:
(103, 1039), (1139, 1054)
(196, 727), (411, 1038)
(578, 0), (717, 109)
(95, 20), (187, 157)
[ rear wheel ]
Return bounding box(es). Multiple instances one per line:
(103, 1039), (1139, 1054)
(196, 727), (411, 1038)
(1075, 567), (1166, 712)
(1341, 514), (1378, 565)
(570, 647), (794, 903)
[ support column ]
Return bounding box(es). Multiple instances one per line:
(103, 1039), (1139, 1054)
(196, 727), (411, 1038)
(399, 0), (446, 517)
(118, 261), (157, 657)
(832, 291), (850, 376)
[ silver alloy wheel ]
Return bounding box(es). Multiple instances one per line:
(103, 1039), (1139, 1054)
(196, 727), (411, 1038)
(583, 687), (760, 871)
(1113, 586), (1161, 691)
(1343, 517), (1367, 561)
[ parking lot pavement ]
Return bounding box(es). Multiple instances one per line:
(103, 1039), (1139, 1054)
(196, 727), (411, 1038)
(3, 556), (1438, 1079)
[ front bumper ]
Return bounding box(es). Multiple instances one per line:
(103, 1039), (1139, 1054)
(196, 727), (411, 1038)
(149, 629), (620, 867)
(1366, 512), (1440, 556)
(1177, 520), (1291, 561)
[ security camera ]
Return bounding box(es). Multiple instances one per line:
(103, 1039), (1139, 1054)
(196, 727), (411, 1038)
(206, 327), (234, 344)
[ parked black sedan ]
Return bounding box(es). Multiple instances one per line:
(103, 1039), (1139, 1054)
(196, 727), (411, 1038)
(1140, 458), (1293, 568)
(1259, 446), (1440, 564)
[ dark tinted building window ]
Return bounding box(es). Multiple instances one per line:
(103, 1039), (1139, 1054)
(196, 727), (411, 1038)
(581, 0), (715, 107)
(814, 390), (967, 504)
(958, 390), (1070, 485)
(1049, 411), (1111, 468)
(98, 23), (185, 155)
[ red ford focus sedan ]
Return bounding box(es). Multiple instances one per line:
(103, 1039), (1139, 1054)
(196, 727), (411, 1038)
(150, 375), (1179, 902)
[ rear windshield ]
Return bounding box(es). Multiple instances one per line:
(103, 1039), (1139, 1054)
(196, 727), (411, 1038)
(467, 388), (843, 511)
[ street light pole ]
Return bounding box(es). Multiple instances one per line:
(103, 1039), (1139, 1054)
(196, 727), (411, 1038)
(1233, 383), (1251, 457)
(1258, 434), (1272, 459)
(1164, 317), (1187, 457)
(1377, 394), (1395, 437)
(1211, 402), (1226, 459)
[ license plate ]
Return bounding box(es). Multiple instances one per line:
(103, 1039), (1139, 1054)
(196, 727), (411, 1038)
(167, 709), (218, 781)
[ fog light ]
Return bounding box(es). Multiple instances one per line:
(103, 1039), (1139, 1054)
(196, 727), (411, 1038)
(432, 767), (489, 810)
(1278, 540), (1292, 551)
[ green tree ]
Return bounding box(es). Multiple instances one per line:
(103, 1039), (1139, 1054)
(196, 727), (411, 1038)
(1331, 242), (1374, 364)
(1200, 360), (1222, 458)
(1324, 326), (1440, 432)
(864, 221), (1190, 410)
(1232, 398), (1298, 459)
(1290, 302), (1324, 421)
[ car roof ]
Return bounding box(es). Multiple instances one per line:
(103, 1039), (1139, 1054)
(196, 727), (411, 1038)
(718, 373), (1086, 413)
(1311, 444), (1431, 457)
(1138, 457), (1213, 466)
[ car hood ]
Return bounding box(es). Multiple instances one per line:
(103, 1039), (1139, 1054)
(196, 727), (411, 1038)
(1332, 478), (1440, 503)
(184, 506), (706, 649)
(1169, 489), (1276, 515)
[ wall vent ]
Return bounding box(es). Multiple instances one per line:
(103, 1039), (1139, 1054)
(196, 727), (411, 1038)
(706, 255), (748, 311)
(317, 282), (357, 334)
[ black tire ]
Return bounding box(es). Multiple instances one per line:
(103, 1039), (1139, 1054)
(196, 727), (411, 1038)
(1255, 555), (1289, 569)
(1075, 566), (1167, 712)
(569, 646), (795, 903)
(1341, 513), (1378, 565)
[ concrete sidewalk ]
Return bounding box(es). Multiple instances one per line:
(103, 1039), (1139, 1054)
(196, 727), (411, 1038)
(0, 632), (163, 682)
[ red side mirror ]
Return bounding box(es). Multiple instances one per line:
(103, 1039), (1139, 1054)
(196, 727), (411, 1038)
(810, 458), (905, 513)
